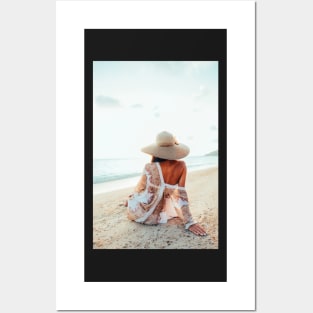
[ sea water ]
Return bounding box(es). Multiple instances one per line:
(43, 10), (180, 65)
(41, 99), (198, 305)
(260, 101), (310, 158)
(93, 155), (218, 184)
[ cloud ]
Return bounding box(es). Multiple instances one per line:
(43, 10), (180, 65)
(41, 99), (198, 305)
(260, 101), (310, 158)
(194, 85), (211, 101)
(130, 103), (143, 109)
(153, 112), (160, 118)
(153, 61), (185, 75)
(95, 95), (121, 108)
(154, 61), (216, 75)
(188, 61), (214, 71)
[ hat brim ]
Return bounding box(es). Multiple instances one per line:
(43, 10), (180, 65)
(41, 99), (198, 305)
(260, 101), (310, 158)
(141, 143), (190, 160)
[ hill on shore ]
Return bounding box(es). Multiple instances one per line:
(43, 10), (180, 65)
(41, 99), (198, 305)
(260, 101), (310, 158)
(205, 150), (218, 156)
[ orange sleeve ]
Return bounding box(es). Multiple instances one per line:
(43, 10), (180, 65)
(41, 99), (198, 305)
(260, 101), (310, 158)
(133, 164), (148, 193)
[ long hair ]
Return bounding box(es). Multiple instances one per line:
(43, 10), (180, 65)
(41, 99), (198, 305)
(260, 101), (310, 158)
(151, 156), (167, 163)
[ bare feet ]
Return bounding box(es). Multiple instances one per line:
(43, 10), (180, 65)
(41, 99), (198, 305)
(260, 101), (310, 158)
(188, 223), (207, 236)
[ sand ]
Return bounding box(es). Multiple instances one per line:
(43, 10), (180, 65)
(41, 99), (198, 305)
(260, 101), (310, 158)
(93, 166), (218, 249)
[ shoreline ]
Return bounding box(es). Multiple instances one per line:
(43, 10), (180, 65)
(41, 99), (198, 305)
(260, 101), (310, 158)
(93, 166), (218, 249)
(93, 164), (218, 195)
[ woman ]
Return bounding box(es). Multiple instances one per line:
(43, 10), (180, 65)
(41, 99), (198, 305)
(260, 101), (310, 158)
(126, 131), (207, 236)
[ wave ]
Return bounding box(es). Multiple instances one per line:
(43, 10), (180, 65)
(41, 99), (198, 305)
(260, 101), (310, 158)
(93, 155), (218, 184)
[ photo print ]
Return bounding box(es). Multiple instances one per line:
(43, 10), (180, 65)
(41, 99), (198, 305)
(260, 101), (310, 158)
(85, 29), (227, 282)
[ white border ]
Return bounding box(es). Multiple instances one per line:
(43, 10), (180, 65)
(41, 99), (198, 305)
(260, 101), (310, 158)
(56, 1), (255, 310)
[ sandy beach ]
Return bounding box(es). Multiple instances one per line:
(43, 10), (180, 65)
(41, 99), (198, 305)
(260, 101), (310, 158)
(93, 166), (218, 249)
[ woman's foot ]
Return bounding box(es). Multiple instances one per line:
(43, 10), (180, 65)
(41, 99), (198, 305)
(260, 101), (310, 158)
(188, 223), (207, 236)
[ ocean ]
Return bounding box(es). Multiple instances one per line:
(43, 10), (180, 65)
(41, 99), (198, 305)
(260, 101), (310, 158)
(93, 155), (218, 184)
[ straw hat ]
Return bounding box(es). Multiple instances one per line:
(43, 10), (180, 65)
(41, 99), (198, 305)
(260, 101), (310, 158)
(141, 131), (190, 160)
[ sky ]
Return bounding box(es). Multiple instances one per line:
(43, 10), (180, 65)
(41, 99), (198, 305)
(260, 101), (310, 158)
(93, 61), (218, 159)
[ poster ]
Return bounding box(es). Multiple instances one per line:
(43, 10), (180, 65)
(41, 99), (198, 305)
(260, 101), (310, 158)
(56, 1), (255, 310)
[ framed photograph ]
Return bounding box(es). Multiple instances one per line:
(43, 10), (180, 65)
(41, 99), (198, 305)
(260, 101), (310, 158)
(85, 29), (226, 283)
(57, 1), (255, 310)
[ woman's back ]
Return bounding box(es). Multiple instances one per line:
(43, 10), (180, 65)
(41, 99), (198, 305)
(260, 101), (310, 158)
(158, 160), (187, 187)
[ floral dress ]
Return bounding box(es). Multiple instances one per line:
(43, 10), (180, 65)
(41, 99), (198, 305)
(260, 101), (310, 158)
(127, 162), (197, 229)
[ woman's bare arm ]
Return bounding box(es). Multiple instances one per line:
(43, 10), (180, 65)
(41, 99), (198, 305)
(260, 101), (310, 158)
(178, 163), (207, 236)
(178, 162), (187, 187)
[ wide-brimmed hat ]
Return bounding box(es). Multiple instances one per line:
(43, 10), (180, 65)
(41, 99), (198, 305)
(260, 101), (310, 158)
(141, 131), (190, 160)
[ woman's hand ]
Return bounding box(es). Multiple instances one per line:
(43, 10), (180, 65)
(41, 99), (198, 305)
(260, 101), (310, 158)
(188, 223), (207, 236)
